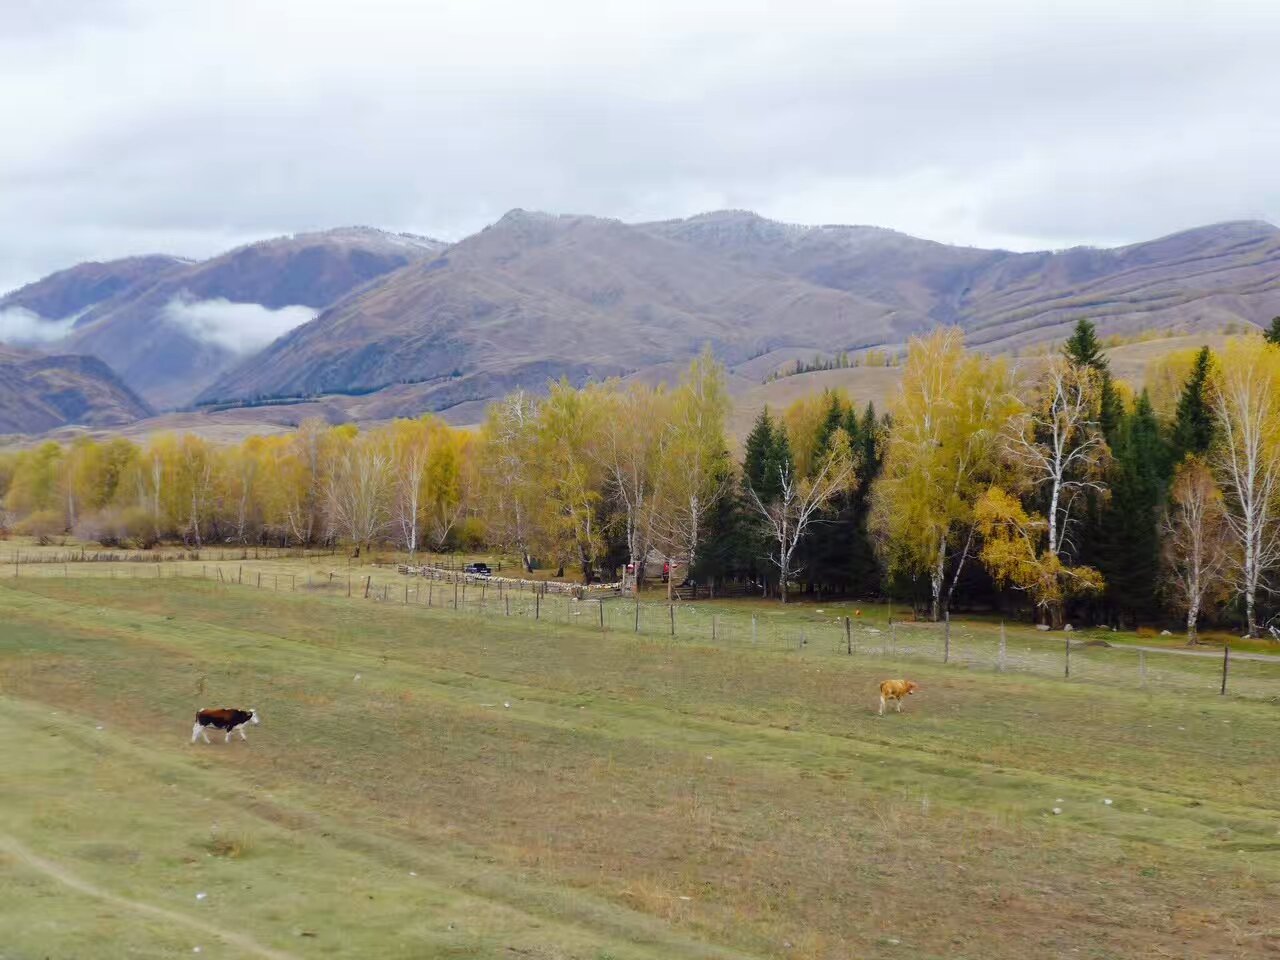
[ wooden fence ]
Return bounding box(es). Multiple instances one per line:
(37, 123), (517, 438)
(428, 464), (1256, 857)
(397, 563), (622, 598)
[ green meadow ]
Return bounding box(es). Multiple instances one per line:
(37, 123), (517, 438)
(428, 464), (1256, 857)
(2, 568), (1279, 958)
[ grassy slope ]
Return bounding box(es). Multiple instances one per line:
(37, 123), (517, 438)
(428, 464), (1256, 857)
(727, 333), (1235, 442)
(2, 576), (1280, 959)
(2, 333), (1235, 453)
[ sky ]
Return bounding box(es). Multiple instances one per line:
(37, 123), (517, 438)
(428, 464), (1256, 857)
(3, 0), (1280, 293)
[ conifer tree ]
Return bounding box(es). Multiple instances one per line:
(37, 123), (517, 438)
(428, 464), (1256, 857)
(739, 407), (795, 594)
(1096, 391), (1168, 625)
(1063, 319), (1105, 368)
(1170, 346), (1214, 461)
(742, 407), (783, 503)
(1064, 319), (1122, 439)
(846, 402), (885, 595)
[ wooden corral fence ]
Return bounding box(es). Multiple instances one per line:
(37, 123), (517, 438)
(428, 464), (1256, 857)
(397, 564), (622, 599)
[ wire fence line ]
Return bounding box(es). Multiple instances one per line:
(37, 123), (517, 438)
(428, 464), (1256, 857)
(397, 564), (622, 597)
(8, 557), (1279, 704)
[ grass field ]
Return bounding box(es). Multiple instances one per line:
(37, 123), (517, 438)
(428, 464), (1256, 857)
(3, 561), (1280, 959)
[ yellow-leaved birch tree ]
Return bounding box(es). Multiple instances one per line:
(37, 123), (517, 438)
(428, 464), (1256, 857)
(871, 328), (1020, 620)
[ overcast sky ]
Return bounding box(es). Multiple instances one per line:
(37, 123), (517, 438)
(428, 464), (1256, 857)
(3, 0), (1279, 292)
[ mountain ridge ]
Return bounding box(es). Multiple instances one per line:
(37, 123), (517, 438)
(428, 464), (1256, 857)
(199, 211), (1280, 414)
(0, 227), (447, 411)
(6, 211), (1280, 436)
(0, 351), (153, 434)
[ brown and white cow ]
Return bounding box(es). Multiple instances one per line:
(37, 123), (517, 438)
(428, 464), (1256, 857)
(192, 707), (259, 744)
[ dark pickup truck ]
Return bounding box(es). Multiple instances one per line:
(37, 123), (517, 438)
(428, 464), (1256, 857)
(463, 562), (491, 577)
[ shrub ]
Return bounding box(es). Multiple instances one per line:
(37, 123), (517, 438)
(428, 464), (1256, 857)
(15, 509), (66, 541)
(73, 506), (158, 549)
(118, 506), (160, 550)
(454, 516), (487, 551)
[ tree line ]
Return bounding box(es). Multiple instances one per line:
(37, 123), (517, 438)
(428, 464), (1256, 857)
(5, 325), (1280, 637)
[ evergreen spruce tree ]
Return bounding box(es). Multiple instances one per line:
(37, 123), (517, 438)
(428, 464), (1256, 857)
(811, 391), (845, 471)
(844, 403), (885, 596)
(1064, 319), (1123, 439)
(689, 462), (750, 588)
(742, 407), (783, 503)
(1063, 318), (1105, 368)
(1265, 317), (1280, 345)
(740, 407), (793, 595)
(1170, 346), (1215, 462)
(1065, 319), (1122, 622)
(1097, 376), (1124, 442)
(1096, 391), (1168, 626)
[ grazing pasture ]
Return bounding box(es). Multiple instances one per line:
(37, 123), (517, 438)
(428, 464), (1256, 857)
(2, 571), (1280, 958)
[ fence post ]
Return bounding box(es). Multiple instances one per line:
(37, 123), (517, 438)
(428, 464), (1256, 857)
(752, 615), (757, 644)
(998, 621), (1007, 672)
(535, 589), (540, 620)
(404, 584), (408, 605)
(257, 571), (262, 588)
(1064, 639), (1070, 678)
(846, 616), (852, 655)
(428, 580), (433, 607)
(635, 600), (640, 633)
(238, 565), (243, 584)
(347, 575), (351, 597)
(505, 594), (510, 616)
(1221, 644), (1230, 695)
(599, 599), (605, 632)
(455, 579), (459, 610)
(1139, 649), (1146, 686)
(890, 619), (897, 653)
(712, 614), (717, 642)
(364, 576), (371, 598)
(669, 603), (675, 637)
(944, 611), (951, 663)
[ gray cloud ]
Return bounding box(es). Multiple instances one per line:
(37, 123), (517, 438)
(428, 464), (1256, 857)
(0, 307), (79, 344)
(162, 296), (318, 354)
(2, 0), (1279, 291)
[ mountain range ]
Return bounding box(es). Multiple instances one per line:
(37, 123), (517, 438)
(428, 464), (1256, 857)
(0, 227), (443, 413)
(3, 211), (1280, 437)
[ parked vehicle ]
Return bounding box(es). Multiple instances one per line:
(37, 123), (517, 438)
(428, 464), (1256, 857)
(463, 562), (491, 577)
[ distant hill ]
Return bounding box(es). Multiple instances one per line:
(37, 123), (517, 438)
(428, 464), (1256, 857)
(645, 211), (1280, 350)
(730, 334), (1234, 444)
(0, 350), (153, 434)
(197, 210), (926, 409)
(5, 332), (1223, 452)
(0, 228), (445, 410)
(0, 255), (189, 323)
(8, 209), (1280, 435)
(201, 211), (1280, 417)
